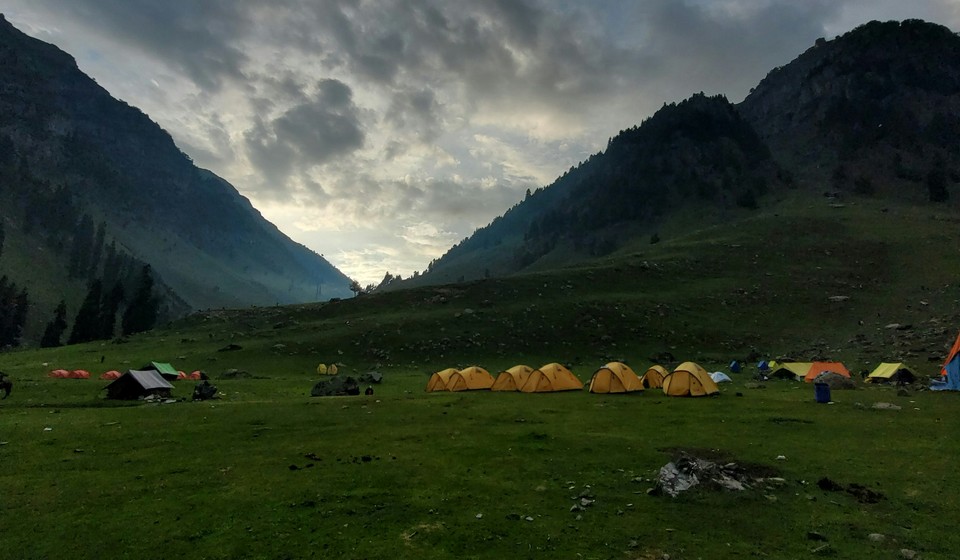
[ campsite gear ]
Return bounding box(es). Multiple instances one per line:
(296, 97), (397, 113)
(141, 362), (179, 381)
(48, 369), (70, 378)
(588, 362), (643, 393)
(69, 369), (90, 379)
(729, 361), (742, 373)
(640, 365), (669, 388)
(814, 382), (831, 403)
(933, 331), (960, 391)
(769, 362), (812, 381)
(519, 363), (583, 393)
(99, 370), (122, 380)
(192, 380), (218, 401)
(364, 386), (374, 396)
(804, 362), (850, 383)
(311, 376), (360, 397)
(425, 367), (495, 392)
(359, 371), (383, 384)
(813, 371), (856, 389)
(491, 365), (534, 391)
(105, 370), (174, 400)
(757, 361), (770, 372)
(662, 362), (719, 397)
(710, 371), (732, 383)
(865, 363), (916, 384)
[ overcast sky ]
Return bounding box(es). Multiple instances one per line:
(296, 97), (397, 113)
(6, 1), (959, 285)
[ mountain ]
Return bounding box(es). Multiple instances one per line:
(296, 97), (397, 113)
(405, 19), (959, 288)
(739, 19), (960, 199)
(0, 14), (351, 344)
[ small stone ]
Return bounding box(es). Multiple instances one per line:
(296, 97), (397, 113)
(868, 533), (886, 543)
(900, 549), (919, 560)
(475, 513), (483, 519)
(524, 516), (534, 522)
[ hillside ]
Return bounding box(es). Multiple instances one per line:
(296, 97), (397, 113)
(406, 19), (959, 288)
(0, 15), (352, 343)
(740, 19), (960, 198)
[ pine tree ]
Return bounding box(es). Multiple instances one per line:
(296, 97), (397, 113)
(98, 282), (125, 340)
(122, 265), (159, 336)
(40, 300), (69, 348)
(68, 280), (103, 344)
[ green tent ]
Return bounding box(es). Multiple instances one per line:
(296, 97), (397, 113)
(142, 362), (179, 381)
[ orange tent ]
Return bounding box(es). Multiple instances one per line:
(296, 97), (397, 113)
(491, 365), (534, 391)
(49, 369), (70, 378)
(68, 370), (90, 379)
(176, 371), (189, 380)
(188, 371), (203, 380)
(943, 331), (960, 377)
(804, 362), (850, 382)
(100, 370), (122, 380)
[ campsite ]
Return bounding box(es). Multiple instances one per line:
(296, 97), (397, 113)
(2, 202), (960, 559)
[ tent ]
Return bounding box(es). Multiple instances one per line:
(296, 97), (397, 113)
(425, 368), (459, 392)
(519, 363), (583, 393)
(932, 331), (960, 391)
(188, 371), (203, 380)
(491, 365), (534, 392)
(105, 370), (173, 400)
(359, 371), (383, 384)
(866, 363), (917, 384)
(729, 360), (742, 373)
(99, 370), (121, 380)
(662, 362), (719, 397)
(804, 362), (850, 383)
(588, 362), (643, 393)
(769, 362), (812, 381)
(710, 371), (732, 383)
(640, 365), (669, 389)
(176, 370), (189, 380)
(425, 367), (495, 392)
(141, 362), (179, 381)
(48, 369), (70, 378)
(448, 366), (495, 391)
(311, 375), (360, 397)
(68, 369), (90, 379)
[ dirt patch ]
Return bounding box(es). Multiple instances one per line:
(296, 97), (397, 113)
(652, 448), (784, 497)
(657, 447), (782, 478)
(817, 477), (885, 504)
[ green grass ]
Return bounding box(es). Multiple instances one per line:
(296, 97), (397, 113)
(2, 372), (958, 559)
(1, 193), (959, 559)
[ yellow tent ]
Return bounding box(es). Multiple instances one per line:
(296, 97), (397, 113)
(425, 368), (459, 392)
(454, 366), (495, 390)
(520, 363), (583, 393)
(491, 365), (534, 391)
(426, 366), (494, 392)
(866, 362), (916, 384)
(640, 365), (669, 388)
(317, 363), (328, 375)
(589, 362), (643, 393)
(769, 362), (812, 381)
(662, 361), (719, 397)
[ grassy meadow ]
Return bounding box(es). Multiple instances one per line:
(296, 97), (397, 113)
(2, 194), (960, 559)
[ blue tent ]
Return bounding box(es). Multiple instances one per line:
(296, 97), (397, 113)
(931, 332), (960, 391)
(729, 360), (742, 373)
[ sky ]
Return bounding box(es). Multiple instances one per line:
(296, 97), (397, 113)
(5, 1), (960, 286)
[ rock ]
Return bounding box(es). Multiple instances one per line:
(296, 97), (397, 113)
(475, 513), (483, 519)
(828, 295), (849, 302)
(810, 544), (834, 555)
(872, 402), (902, 411)
(807, 531), (828, 541)
(900, 549), (919, 560)
(524, 516), (534, 522)
(868, 533), (886, 543)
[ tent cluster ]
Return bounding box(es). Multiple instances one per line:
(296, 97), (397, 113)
(316, 363), (339, 375)
(425, 361), (719, 397)
(768, 362), (851, 382)
(48, 369), (90, 379)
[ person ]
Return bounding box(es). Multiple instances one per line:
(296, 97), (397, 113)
(364, 385), (374, 396)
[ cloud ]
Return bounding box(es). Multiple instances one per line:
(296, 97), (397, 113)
(244, 78), (365, 190)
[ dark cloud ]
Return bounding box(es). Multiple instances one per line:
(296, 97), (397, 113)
(27, 0), (252, 91)
(244, 78), (365, 187)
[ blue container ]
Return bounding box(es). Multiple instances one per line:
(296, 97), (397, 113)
(814, 382), (831, 403)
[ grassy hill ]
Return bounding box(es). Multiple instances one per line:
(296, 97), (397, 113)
(1, 192), (959, 558)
